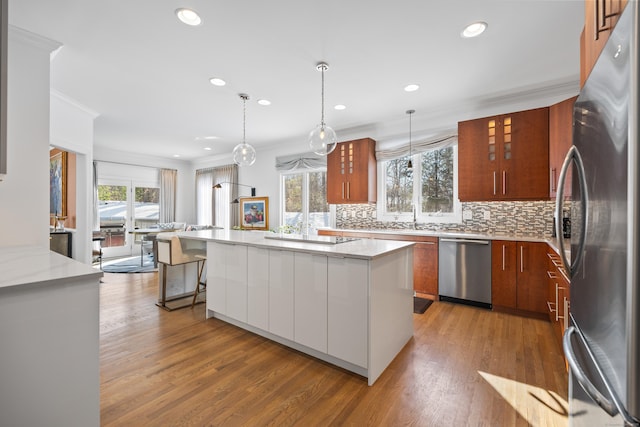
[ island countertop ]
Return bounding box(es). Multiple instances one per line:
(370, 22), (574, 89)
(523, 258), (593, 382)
(171, 229), (415, 260)
(0, 246), (103, 291)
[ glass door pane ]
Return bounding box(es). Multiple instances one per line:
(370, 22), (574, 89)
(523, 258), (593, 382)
(133, 186), (159, 229)
(98, 182), (130, 257)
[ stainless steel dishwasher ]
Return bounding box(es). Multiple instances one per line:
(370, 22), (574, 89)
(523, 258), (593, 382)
(438, 237), (492, 308)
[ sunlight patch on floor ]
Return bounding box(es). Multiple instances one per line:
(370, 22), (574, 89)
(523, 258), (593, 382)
(479, 371), (568, 427)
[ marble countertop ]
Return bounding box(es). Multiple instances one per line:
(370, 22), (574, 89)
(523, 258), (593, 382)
(173, 229), (415, 260)
(0, 246), (102, 291)
(318, 227), (571, 258)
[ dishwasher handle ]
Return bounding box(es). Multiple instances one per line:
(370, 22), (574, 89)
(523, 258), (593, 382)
(440, 238), (490, 245)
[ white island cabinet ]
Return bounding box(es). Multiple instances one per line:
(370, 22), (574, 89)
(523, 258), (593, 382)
(0, 246), (102, 427)
(180, 229), (414, 386)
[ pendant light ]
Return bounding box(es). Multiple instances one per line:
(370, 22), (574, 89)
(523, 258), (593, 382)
(232, 93), (256, 166)
(406, 109), (415, 170)
(309, 62), (337, 156)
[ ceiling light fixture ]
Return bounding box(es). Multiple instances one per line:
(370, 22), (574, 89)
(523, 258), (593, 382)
(232, 93), (257, 167)
(404, 84), (420, 92)
(334, 104), (346, 110)
(175, 8), (202, 26)
(257, 99), (271, 106)
(462, 21), (487, 38)
(209, 77), (226, 86)
(309, 62), (337, 156)
(407, 109), (415, 170)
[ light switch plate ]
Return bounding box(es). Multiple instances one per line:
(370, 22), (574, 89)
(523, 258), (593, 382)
(483, 210), (491, 220)
(463, 210), (472, 220)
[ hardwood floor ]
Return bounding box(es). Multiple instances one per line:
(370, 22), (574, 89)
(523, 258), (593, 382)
(100, 272), (568, 426)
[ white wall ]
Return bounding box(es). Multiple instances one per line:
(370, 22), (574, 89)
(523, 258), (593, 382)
(0, 27), (60, 248)
(50, 91), (97, 263)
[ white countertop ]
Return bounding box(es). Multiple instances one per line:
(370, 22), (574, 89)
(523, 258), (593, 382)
(0, 246), (102, 291)
(318, 227), (571, 257)
(173, 229), (415, 260)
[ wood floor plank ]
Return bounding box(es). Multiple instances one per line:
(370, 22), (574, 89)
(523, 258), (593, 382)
(99, 271), (568, 426)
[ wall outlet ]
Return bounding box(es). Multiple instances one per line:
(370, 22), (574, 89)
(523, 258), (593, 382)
(463, 210), (472, 220)
(483, 210), (491, 220)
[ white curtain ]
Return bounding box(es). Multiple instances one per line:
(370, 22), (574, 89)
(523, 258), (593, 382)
(376, 130), (458, 161)
(196, 164), (238, 228)
(159, 168), (177, 223)
(92, 161), (99, 230)
(275, 151), (327, 171)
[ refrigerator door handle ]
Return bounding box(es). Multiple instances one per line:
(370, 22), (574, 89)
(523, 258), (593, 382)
(563, 325), (640, 425)
(555, 145), (588, 277)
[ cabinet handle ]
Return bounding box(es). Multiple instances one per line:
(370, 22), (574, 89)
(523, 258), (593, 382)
(341, 182), (345, 199)
(547, 270), (557, 279)
(502, 244), (506, 271)
(550, 168), (556, 193)
(493, 171), (497, 195)
(347, 181), (350, 199)
(502, 170), (507, 195)
(555, 282), (560, 322)
(563, 297), (570, 330)
(520, 245), (524, 273)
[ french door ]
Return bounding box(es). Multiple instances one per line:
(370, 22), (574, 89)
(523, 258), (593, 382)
(98, 178), (159, 258)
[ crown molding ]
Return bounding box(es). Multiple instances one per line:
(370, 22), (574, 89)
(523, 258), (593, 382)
(8, 25), (61, 53)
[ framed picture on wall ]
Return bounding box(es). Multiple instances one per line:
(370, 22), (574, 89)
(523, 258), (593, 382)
(239, 196), (268, 230)
(50, 151), (67, 216)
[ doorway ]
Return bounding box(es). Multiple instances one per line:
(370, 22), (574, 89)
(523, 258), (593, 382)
(98, 178), (159, 259)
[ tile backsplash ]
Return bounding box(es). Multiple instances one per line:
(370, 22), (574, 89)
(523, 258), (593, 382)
(335, 200), (569, 238)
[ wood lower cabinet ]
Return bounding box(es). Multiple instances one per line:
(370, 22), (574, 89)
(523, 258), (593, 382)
(327, 138), (377, 204)
(319, 230), (438, 297)
(491, 240), (548, 317)
(458, 107), (550, 201)
(547, 251), (570, 348)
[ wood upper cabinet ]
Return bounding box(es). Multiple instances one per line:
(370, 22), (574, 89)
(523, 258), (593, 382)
(458, 107), (550, 201)
(327, 138), (377, 204)
(549, 97), (577, 200)
(491, 240), (548, 316)
(581, 0), (629, 87)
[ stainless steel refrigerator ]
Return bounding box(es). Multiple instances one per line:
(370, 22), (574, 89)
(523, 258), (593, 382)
(555, 2), (639, 426)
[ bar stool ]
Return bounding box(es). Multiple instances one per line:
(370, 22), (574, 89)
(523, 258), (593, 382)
(156, 233), (206, 311)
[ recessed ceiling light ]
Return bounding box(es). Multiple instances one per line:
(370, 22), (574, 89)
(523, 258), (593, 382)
(462, 21), (487, 38)
(173, 154), (181, 158)
(209, 77), (226, 86)
(334, 104), (346, 110)
(257, 99), (271, 106)
(204, 147), (212, 151)
(175, 8), (202, 26)
(404, 84), (420, 92)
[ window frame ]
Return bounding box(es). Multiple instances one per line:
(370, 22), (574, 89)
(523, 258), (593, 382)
(279, 167), (331, 232)
(377, 145), (462, 224)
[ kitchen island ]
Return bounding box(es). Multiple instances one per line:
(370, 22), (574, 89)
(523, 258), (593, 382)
(175, 229), (415, 386)
(0, 246), (102, 426)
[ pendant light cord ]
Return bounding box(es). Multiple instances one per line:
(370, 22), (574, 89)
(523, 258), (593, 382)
(243, 96), (246, 144)
(320, 65), (325, 128)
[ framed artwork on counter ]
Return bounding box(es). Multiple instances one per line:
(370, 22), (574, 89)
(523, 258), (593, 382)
(239, 196), (268, 230)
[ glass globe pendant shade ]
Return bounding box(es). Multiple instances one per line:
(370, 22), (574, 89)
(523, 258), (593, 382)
(232, 142), (256, 166)
(309, 123), (337, 156)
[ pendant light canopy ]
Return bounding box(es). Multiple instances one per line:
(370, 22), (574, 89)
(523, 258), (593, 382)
(406, 109), (415, 170)
(232, 93), (256, 166)
(309, 62), (337, 156)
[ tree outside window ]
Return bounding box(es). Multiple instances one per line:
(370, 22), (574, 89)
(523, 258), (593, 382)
(282, 170), (329, 232)
(381, 146), (458, 221)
